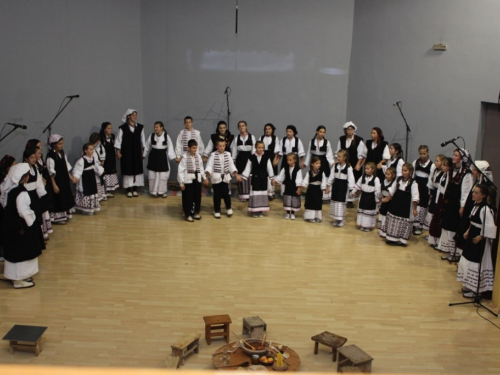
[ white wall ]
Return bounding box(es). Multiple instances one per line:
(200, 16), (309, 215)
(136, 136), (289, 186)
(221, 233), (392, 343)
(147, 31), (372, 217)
(0, 0), (143, 163)
(347, 0), (500, 162)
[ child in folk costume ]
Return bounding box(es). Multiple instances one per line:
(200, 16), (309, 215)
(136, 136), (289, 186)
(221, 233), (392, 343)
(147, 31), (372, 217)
(457, 184), (497, 299)
(412, 145), (435, 235)
(241, 141), (275, 218)
(325, 149), (355, 227)
(274, 153), (302, 220)
(89, 132), (107, 202)
(203, 120), (234, 162)
(336, 122), (367, 208)
(302, 156), (328, 223)
(23, 148), (47, 248)
(382, 163), (420, 246)
(98, 122), (119, 196)
(260, 123), (280, 200)
(205, 140), (242, 219)
(0, 163), (43, 289)
(351, 162), (381, 231)
(384, 143), (405, 177)
(277, 125), (306, 171)
(46, 134), (77, 224)
(439, 149), (473, 262)
(143, 121), (176, 198)
(177, 140), (206, 222)
(26, 139), (53, 239)
(174, 116), (205, 162)
(454, 161), (493, 256)
(305, 125), (335, 200)
(72, 144), (104, 215)
(428, 157), (451, 248)
(232, 120), (256, 201)
(365, 127), (390, 183)
(378, 167), (397, 236)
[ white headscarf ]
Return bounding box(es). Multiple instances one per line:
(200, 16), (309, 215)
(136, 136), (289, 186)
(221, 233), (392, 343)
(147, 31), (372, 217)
(47, 134), (63, 147)
(122, 109), (137, 123)
(343, 121), (357, 131)
(0, 163), (30, 208)
(475, 160), (493, 183)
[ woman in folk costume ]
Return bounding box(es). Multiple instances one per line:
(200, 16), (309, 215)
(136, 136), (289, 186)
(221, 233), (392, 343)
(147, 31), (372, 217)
(305, 125), (335, 200)
(454, 160), (493, 255)
(0, 155), (16, 262)
(46, 134), (77, 224)
(241, 141), (275, 217)
(336, 121), (367, 208)
(98, 122), (119, 196)
(72, 143), (104, 215)
(411, 145), (435, 235)
(26, 139), (53, 238)
(365, 127), (390, 183)
(115, 109), (146, 198)
(428, 157), (450, 248)
(203, 120), (235, 162)
(259, 123), (280, 200)
(0, 163), (43, 289)
(439, 149), (473, 262)
(457, 184), (497, 299)
(89, 132), (107, 202)
(382, 163), (420, 246)
(232, 120), (256, 201)
(325, 149), (355, 227)
(143, 121), (176, 198)
(22, 148), (48, 248)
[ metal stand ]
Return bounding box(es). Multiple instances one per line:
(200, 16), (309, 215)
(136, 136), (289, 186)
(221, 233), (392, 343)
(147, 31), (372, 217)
(0, 126), (20, 144)
(225, 87), (232, 130)
(42, 96), (79, 138)
(394, 102), (411, 159)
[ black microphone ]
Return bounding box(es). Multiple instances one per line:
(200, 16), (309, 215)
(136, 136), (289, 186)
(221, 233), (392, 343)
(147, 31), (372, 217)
(66, 95), (80, 98)
(6, 123), (28, 130)
(224, 87), (229, 95)
(393, 101), (401, 106)
(441, 137), (459, 147)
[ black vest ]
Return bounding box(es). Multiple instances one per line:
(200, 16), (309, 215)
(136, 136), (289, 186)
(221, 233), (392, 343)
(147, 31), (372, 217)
(284, 166), (300, 196)
(119, 123), (144, 176)
(282, 137), (298, 153)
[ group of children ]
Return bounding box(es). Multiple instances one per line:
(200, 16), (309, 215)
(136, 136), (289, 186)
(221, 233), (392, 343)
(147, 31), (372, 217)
(0, 112), (497, 299)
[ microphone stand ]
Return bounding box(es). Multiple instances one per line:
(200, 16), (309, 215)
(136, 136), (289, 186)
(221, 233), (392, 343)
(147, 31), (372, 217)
(394, 102), (411, 159)
(42, 96), (78, 139)
(225, 87), (231, 130)
(0, 125), (23, 144)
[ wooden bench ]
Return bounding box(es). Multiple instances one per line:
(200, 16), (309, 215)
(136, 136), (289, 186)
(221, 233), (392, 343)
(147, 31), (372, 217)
(311, 331), (347, 362)
(203, 314), (231, 345)
(337, 345), (373, 373)
(2, 325), (47, 357)
(171, 332), (200, 365)
(242, 316), (267, 339)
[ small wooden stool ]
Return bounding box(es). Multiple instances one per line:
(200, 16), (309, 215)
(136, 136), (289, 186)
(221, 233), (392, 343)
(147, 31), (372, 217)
(337, 345), (373, 373)
(203, 314), (231, 344)
(171, 332), (200, 366)
(242, 316), (267, 339)
(311, 331), (347, 362)
(2, 325), (48, 356)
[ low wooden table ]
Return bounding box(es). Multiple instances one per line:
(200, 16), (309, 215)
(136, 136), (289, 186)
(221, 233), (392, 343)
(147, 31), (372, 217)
(171, 332), (200, 365)
(203, 314), (231, 345)
(311, 331), (347, 362)
(2, 325), (48, 356)
(212, 341), (301, 371)
(242, 316), (267, 339)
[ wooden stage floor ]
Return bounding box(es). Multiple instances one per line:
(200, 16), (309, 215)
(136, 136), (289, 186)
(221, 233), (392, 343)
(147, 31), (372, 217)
(1, 191), (499, 373)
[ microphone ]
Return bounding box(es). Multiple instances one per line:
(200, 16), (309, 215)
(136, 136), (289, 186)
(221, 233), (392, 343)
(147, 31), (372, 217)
(66, 95), (80, 98)
(224, 87), (229, 95)
(6, 123), (28, 130)
(393, 101), (401, 106)
(441, 137), (459, 147)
